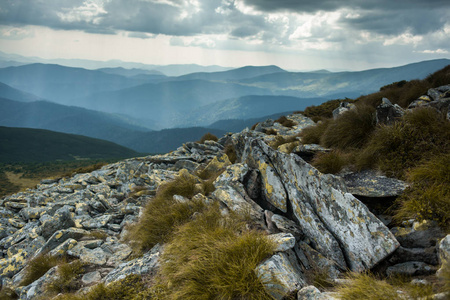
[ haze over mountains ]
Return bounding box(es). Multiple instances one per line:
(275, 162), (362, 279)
(0, 55), (449, 155)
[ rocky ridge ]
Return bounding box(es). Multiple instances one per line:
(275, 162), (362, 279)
(0, 105), (448, 299)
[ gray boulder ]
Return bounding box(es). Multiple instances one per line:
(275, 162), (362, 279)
(103, 244), (162, 285)
(255, 252), (306, 300)
(342, 170), (408, 197)
(386, 261), (437, 277)
(376, 98), (404, 125)
(243, 138), (399, 272)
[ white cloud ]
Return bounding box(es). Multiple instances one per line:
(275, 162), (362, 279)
(57, 0), (106, 25)
(0, 26), (34, 40)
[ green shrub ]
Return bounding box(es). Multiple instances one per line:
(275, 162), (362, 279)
(275, 116), (296, 128)
(394, 153), (450, 226)
(311, 150), (350, 174)
(159, 204), (275, 299)
(198, 133), (218, 144)
(20, 254), (62, 286)
(300, 119), (331, 145)
(356, 108), (450, 178)
(124, 171), (207, 253)
(321, 105), (376, 150)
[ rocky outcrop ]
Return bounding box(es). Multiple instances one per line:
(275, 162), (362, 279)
(376, 98), (404, 125)
(241, 138), (399, 272)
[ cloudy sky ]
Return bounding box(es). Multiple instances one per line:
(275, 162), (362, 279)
(0, 0), (449, 70)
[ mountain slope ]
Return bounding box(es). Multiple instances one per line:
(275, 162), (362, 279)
(122, 127), (227, 153)
(0, 82), (42, 102)
(0, 126), (139, 163)
(0, 98), (152, 141)
(241, 59), (450, 97)
(0, 63), (150, 103)
(175, 95), (325, 127)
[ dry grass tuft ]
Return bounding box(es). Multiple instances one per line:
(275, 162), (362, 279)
(197, 132), (218, 144)
(158, 204), (275, 299)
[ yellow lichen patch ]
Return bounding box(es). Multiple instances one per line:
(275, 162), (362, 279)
(257, 162), (274, 196)
(55, 231), (64, 240)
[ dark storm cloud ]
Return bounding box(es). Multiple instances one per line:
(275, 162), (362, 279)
(0, 0), (449, 49)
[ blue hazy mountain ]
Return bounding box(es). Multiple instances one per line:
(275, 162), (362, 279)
(0, 63), (151, 103)
(0, 97), (151, 141)
(174, 95), (325, 127)
(240, 59), (450, 97)
(173, 65), (286, 81)
(72, 79), (275, 127)
(0, 82), (42, 102)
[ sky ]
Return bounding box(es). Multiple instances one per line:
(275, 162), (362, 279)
(0, 0), (449, 71)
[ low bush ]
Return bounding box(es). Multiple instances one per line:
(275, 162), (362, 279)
(158, 204), (275, 299)
(311, 150), (350, 174)
(356, 108), (450, 178)
(300, 119), (331, 145)
(321, 105), (376, 150)
(198, 133), (218, 144)
(269, 134), (300, 150)
(263, 128), (278, 135)
(296, 99), (356, 122)
(124, 170), (207, 253)
(394, 153), (450, 227)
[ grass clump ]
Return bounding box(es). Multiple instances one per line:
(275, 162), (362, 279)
(336, 272), (440, 300)
(198, 132), (218, 144)
(321, 105), (376, 150)
(356, 108), (450, 178)
(394, 153), (450, 227)
(275, 116), (296, 128)
(45, 260), (85, 294)
(20, 254), (62, 286)
(336, 273), (402, 300)
(124, 170), (207, 253)
(311, 150), (350, 174)
(158, 204), (276, 300)
(53, 274), (153, 300)
(300, 119), (331, 145)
